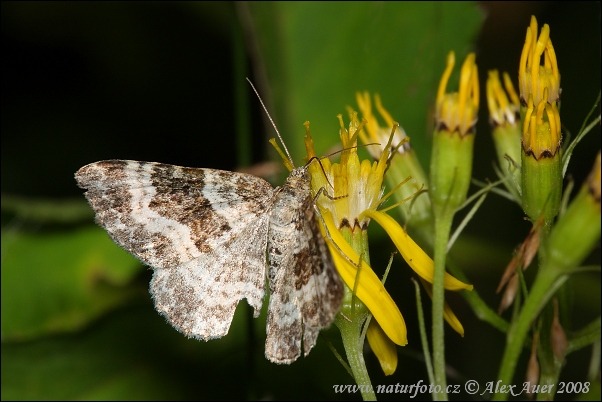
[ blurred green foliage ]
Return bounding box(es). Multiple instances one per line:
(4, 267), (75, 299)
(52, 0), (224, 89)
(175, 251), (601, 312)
(1, 225), (141, 341)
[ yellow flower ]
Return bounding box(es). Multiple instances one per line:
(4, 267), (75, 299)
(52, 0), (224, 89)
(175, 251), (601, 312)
(522, 89), (561, 160)
(355, 92), (432, 228)
(303, 116), (407, 349)
(355, 92), (410, 160)
(487, 70), (520, 128)
(302, 113), (473, 373)
(518, 15), (560, 106)
(486, 70), (522, 198)
(436, 51), (479, 137)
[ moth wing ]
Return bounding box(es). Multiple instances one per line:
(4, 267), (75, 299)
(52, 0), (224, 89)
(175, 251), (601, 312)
(265, 184), (344, 364)
(75, 160), (273, 338)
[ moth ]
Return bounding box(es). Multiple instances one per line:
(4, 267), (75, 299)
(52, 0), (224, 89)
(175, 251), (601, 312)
(75, 85), (344, 364)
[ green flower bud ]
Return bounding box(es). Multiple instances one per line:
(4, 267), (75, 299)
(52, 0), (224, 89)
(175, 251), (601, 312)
(430, 51), (478, 212)
(486, 70), (522, 198)
(521, 92), (562, 225)
(517, 15), (563, 226)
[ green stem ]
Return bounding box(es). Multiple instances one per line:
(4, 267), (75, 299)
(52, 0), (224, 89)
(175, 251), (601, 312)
(335, 226), (375, 401)
(431, 206), (454, 401)
(493, 268), (561, 401)
(535, 297), (562, 401)
(335, 311), (375, 400)
(413, 278), (435, 384)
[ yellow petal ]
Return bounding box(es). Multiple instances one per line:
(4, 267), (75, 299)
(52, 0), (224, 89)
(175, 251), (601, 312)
(320, 209), (408, 346)
(420, 278), (465, 336)
(362, 210), (473, 291)
(366, 319), (398, 375)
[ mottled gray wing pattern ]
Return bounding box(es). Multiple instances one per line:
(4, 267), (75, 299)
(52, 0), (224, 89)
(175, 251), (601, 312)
(75, 160), (274, 339)
(264, 168), (344, 363)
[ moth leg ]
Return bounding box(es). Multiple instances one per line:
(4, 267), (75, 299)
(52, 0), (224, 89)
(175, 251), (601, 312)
(312, 185), (347, 203)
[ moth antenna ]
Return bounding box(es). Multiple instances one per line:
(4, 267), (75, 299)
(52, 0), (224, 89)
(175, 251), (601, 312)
(306, 143), (381, 189)
(305, 156), (334, 190)
(322, 142), (381, 160)
(246, 77), (295, 168)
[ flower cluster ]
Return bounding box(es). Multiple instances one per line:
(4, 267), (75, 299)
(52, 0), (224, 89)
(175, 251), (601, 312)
(298, 111), (472, 379)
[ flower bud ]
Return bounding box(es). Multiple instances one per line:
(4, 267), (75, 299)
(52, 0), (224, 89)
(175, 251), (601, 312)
(486, 70), (522, 197)
(430, 51), (478, 212)
(521, 91), (562, 224)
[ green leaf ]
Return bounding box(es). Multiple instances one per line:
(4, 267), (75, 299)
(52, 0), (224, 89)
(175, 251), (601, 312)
(242, 2), (483, 166)
(1, 226), (143, 341)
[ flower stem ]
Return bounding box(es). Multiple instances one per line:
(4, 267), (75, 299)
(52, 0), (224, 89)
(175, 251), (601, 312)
(432, 205), (454, 401)
(335, 313), (375, 400)
(493, 266), (562, 401)
(335, 226), (375, 401)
